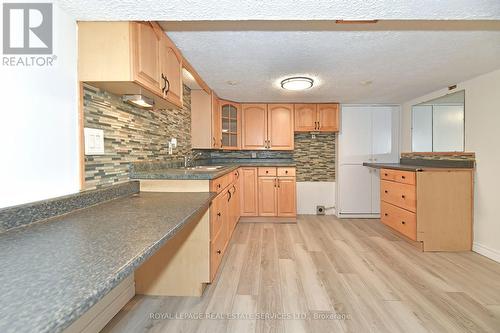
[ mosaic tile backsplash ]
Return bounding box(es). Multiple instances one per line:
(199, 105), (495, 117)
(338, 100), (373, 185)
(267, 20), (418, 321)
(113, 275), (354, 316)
(193, 133), (336, 182)
(293, 133), (336, 181)
(84, 83), (336, 187)
(83, 84), (192, 190)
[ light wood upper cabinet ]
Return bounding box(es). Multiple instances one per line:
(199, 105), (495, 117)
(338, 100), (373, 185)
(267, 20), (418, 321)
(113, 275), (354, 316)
(191, 90), (219, 149)
(241, 104), (268, 150)
(268, 104), (294, 150)
(78, 21), (183, 109)
(317, 104), (339, 132)
(212, 94), (222, 149)
(294, 103), (339, 132)
(241, 103), (294, 150)
(240, 167), (258, 216)
(133, 22), (160, 92)
(220, 101), (241, 149)
(159, 35), (182, 103)
(277, 177), (297, 217)
(294, 104), (317, 132)
(258, 177), (278, 216)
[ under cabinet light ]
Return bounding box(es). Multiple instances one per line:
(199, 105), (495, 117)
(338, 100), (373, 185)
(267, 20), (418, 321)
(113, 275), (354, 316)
(122, 94), (155, 109)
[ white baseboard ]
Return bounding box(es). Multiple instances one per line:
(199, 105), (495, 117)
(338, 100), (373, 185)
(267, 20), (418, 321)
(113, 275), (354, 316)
(472, 242), (500, 263)
(336, 213), (380, 219)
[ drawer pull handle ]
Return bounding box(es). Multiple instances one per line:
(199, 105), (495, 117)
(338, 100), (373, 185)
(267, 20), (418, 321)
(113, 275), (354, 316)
(401, 176), (406, 179)
(285, 170), (288, 174)
(266, 170), (269, 173)
(384, 173), (388, 176)
(216, 250), (221, 254)
(401, 221), (406, 225)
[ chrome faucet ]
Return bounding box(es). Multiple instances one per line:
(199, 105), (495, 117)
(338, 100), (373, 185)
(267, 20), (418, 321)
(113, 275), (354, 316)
(184, 152), (204, 168)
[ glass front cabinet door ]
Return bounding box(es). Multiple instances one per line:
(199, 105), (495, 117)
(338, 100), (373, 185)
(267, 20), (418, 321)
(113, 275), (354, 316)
(220, 100), (241, 149)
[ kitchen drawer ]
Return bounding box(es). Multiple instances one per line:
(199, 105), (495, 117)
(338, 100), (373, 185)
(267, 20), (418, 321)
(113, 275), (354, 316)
(381, 180), (416, 212)
(210, 226), (227, 281)
(381, 168), (416, 185)
(277, 167), (296, 177)
(258, 167), (277, 176)
(381, 201), (417, 240)
(210, 173), (231, 193)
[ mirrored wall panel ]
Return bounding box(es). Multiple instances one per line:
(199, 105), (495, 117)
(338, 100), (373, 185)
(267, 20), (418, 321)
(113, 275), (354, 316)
(412, 90), (465, 152)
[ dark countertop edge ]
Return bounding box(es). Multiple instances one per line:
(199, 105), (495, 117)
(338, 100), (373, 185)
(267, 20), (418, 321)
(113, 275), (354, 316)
(58, 191), (217, 333)
(130, 163), (297, 180)
(363, 162), (474, 171)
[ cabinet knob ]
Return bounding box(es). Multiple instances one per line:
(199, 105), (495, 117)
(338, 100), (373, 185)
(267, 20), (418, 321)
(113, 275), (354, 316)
(401, 221), (406, 225)
(266, 170), (269, 174)
(285, 170), (288, 174)
(216, 250), (221, 255)
(401, 195), (406, 199)
(217, 212), (221, 217)
(384, 213), (388, 216)
(384, 190), (388, 194)
(384, 173), (388, 176)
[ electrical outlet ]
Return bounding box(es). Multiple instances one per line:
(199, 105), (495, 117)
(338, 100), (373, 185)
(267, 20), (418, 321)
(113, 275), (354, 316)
(251, 152), (257, 158)
(316, 205), (326, 215)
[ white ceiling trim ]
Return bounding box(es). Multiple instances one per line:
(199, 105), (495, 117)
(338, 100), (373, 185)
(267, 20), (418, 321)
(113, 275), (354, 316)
(57, 0), (500, 21)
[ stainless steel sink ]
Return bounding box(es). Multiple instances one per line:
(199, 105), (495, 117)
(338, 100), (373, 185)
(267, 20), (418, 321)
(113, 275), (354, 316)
(183, 165), (225, 171)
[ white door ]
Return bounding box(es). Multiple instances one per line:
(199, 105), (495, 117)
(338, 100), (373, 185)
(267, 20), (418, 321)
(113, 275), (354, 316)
(371, 106), (399, 163)
(338, 165), (372, 214)
(339, 106), (372, 164)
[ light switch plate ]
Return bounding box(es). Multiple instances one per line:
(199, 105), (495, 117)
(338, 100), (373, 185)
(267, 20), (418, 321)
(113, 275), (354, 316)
(84, 128), (105, 155)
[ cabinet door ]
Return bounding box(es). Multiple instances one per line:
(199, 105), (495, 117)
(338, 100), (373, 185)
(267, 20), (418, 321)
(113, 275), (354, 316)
(258, 177), (277, 216)
(338, 165), (372, 214)
(220, 101), (241, 149)
(268, 104), (294, 150)
(277, 177), (296, 217)
(159, 35), (182, 106)
(294, 104), (317, 132)
(212, 95), (222, 148)
(240, 168), (258, 216)
(317, 104), (339, 132)
(133, 22), (160, 93)
(371, 106), (400, 163)
(242, 104), (267, 150)
(339, 106), (373, 164)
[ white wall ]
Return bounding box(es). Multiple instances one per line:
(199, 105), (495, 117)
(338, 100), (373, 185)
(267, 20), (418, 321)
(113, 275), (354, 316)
(401, 68), (500, 262)
(0, 3), (79, 208)
(297, 182), (336, 215)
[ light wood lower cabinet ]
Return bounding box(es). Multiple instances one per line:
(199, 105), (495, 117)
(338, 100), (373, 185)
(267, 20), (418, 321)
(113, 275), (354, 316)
(277, 177), (297, 217)
(379, 168), (473, 251)
(209, 170), (240, 281)
(240, 167), (258, 216)
(258, 177), (278, 216)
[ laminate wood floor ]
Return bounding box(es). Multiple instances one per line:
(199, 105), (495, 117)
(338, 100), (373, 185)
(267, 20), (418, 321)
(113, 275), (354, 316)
(103, 216), (500, 333)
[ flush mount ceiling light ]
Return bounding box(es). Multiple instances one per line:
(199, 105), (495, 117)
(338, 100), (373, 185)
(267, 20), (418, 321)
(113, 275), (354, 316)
(280, 77), (314, 91)
(122, 94), (155, 109)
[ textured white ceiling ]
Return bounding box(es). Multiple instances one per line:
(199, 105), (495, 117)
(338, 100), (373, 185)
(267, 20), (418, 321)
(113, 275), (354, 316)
(57, 0), (500, 103)
(167, 29), (500, 103)
(57, 0), (500, 20)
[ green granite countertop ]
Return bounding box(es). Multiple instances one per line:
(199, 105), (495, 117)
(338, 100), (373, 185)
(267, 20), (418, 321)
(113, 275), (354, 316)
(131, 161), (296, 180)
(0, 191), (216, 333)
